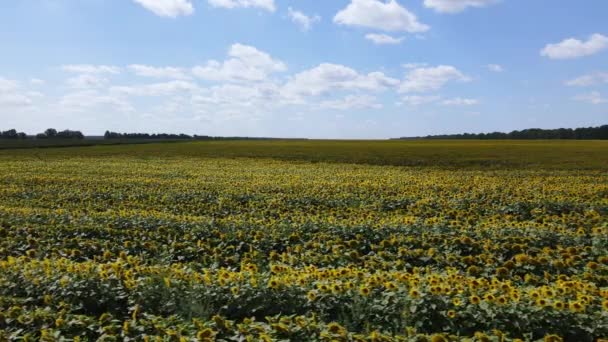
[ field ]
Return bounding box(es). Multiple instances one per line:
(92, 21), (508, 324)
(0, 138), (188, 150)
(0, 140), (607, 341)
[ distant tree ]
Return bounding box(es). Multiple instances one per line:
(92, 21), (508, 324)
(44, 128), (58, 138)
(402, 124), (608, 140)
(56, 130), (84, 139)
(35, 128), (83, 139)
(0, 129), (28, 139)
(104, 131), (194, 140)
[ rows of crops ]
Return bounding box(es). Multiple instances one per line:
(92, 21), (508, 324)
(0, 146), (607, 341)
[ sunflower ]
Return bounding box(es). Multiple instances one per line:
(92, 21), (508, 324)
(55, 318), (65, 328)
(307, 290), (317, 301)
(470, 295), (481, 304)
(196, 328), (215, 340)
(495, 267), (509, 278)
(603, 300), (608, 311)
(431, 334), (448, 342)
(543, 334), (563, 342)
(271, 323), (290, 334)
(447, 310), (456, 319)
(536, 298), (549, 307)
(409, 288), (421, 298)
(267, 278), (280, 289)
(568, 301), (585, 313)
(359, 286), (371, 296)
(327, 322), (346, 336)
(552, 300), (565, 310)
(384, 281), (397, 291)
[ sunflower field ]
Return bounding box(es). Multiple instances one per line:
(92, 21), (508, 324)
(0, 141), (607, 341)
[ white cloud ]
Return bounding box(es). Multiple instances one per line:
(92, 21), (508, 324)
(282, 63), (399, 99)
(288, 7), (321, 32)
(574, 91), (607, 105)
(30, 78), (45, 86)
(132, 0), (194, 17)
(441, 97), (479, 105)
(541, 34), (608, 60)
(398, 95), (478, 106)
(399, 65), (470, 93)
(194, 82), (281, 106)
(334, 0), (429, 33)
(208, 0), (275, 12)
(320, 95), (382, 110)
(0, 77), (19, 92)
(62, 64), (121, 74)
(365, 33), (404, 45)
(129, 64), (190, 79)
(565, 72), (608, 87)
(192, 43), (287, 82)
(0, 93), (33, 107)
(398, 95), (440, 106)
(424, 0), (499, 14)
(67, 74), (109, 89)
(486, 64), (504, 72)
(59, 90), (134, 112)
(402, 63), (428, 69)
(0, 77), (36, 108)
(110, 80), (200, 96)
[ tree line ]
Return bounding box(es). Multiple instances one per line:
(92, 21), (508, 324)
(104, 131), (194, 140)
(0, 128), (84, 140)
(399, 125), (608, 140)
(103, 131), (284, 140)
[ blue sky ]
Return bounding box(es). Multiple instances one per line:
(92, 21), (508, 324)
(1, 0), (607, 138)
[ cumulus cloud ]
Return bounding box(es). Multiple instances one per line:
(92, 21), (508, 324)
(424, 0), (499, 14)
(129, 65), (190, 79)
(486, 64), (504, 72)
(574, 91), (607, 105)
(398, 95), (479, 106)
(62, 65), (121, 74)
(59, 90), (134, 112)
(67, 74), (109, 89)
(541, 34), (608, 60)
(0, 77), (37, 108)
(282, 63), (399, 99)
(334, 0), (429, 33)
(399, 65), (470, 93)
(441, 97), (479, 106)
(565, 72), (608, 87)
(132, 0), (194, 17)
(365, 33), (404, 45)
(402, 63), (428, 69)
(110, 80), (200, 96)
(320, 95), (382, 110)
(208, 0), (275, 12)
(30, 78), (45, 86)
(398, 95), (440, 106)
(192, 43), (287, 82)
(0, 94), (34, 107)
(288, 7), (321, 31)
(0, 77), (19, 92)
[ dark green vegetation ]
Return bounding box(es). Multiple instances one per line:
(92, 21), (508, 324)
(0, 138), (188, 150)
(403, 124), (608, 140)
(2, 139), (607, 169)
